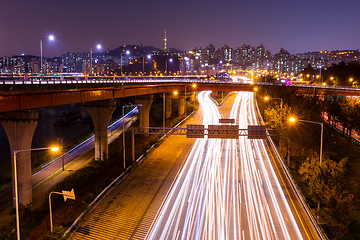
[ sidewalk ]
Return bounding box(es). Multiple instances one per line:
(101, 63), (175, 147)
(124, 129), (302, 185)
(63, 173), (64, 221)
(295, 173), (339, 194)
(69, 110), (204, 239)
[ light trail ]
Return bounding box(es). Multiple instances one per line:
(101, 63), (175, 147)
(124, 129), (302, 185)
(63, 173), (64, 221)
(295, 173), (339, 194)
(147, 91), (306, 240)
(32, 107), (138, 184)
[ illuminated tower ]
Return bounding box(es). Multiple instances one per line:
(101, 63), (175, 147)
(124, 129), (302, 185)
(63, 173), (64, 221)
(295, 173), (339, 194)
(164, 30), (167, 51)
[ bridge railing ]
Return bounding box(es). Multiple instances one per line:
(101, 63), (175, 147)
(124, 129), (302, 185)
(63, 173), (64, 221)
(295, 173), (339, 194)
(0, 76), (222, 85)
(0, 76), (359, 94)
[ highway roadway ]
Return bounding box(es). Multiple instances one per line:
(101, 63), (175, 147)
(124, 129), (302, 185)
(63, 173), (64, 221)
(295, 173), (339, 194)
(147, 91), (319, 240)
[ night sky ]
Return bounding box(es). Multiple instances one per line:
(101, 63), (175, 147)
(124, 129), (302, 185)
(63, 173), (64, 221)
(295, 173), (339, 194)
(1, 0), (360, 57)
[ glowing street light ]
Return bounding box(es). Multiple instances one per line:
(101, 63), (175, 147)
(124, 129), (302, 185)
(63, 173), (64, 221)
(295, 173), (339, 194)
(143, 54), (152, 74)
(318, 66), (322, 83)
(264, 96), (283, 110)
(121, 50), (131, 76)
(289, 117), (323, 165)
(90, 44), (102, 75)
(289, 116), (324, 222)
(13, 146), (59, 240)
(184, 83), (197, 116)
(40, 35), (55, 75)
(165, 58), (173, 75)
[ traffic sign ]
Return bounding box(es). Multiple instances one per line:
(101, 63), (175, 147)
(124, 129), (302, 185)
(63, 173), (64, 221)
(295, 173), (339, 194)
(219, 118), (235, 124)
(208, 125), (239, 139)
(62, 188), (75, 201)
(186, 124), (205, 138)
(248, 125), (267, 139)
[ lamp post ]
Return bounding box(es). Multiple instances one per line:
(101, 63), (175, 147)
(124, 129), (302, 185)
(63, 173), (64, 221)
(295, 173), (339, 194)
(184, 57), (189, 75)
(318, 66), (322, 84)
(165, 58), (173, 75)
(40, 35), (55, 75)
(163, 92), (166, 128)
(349, 77), (354, 87)
(13, 146), (59, 240)
(264, 96), (283, 110)
(122, 104), (142, 169)
(121, 50), (130, 76)
(142, 54), (151, 75)
(90, 44), (102, 76)
(184, 83), (197, 116)
(289, 117), (323, 221)
(289, 118), (323, 165)
(265, 63), (270, 82)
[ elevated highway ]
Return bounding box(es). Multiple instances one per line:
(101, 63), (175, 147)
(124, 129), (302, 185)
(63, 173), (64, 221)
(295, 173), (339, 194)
(0, 75), (359, 113)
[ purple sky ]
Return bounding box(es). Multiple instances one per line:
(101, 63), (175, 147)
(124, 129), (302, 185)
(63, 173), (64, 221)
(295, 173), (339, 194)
(1, 0), (360, 57)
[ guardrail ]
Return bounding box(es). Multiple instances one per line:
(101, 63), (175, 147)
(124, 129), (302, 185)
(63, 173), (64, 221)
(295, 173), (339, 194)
(0, 76), (359, 96)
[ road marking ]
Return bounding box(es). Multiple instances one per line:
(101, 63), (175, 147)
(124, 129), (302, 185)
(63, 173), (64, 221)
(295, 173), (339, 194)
(267, 143), (312, 239)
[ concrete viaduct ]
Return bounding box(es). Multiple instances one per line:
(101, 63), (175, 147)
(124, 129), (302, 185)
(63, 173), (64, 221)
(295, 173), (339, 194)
(0, 77), (359, 207)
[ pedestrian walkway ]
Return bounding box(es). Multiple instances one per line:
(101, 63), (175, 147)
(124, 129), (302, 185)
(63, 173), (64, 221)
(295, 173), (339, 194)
(69, 111), (203, 240)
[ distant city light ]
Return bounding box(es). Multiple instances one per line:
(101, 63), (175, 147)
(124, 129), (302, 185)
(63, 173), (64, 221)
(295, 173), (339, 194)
(21, 53), (25, 56)
(96, 44), (102, 50)
(147, 54), (151, 59)
(48, 35), (55, 41)
(126, 50), (130, 55)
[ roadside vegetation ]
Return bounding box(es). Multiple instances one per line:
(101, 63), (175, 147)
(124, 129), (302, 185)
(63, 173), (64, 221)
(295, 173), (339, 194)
(302, 61), (360, 87)
(257, 87), (360, 239)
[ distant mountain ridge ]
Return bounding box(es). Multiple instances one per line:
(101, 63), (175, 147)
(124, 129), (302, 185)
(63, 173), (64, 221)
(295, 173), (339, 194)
(105, 44), (183, 58)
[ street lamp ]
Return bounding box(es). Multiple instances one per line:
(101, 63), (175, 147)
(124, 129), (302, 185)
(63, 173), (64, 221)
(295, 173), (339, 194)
(40, 35), (55, 75)
(165, 58), (173, 75)
(264, 96), (283, 110)
(143, 54), (151, 75)
(349, 78), (354, 87)
(121, 50), (130, 76)
(184, 83), (197, 116)
(289, 117), (323, 165)
(289, 117), (324, 222)
(318, 66), (322, 84)
(265, 63), (270, 82)
(90, 44), (102, 76)
(13, 146), (59, 240)
(122, 104), (142, 169)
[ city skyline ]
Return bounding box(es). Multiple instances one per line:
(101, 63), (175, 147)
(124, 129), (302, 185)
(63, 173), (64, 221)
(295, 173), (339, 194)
(2, 0), (360, 57)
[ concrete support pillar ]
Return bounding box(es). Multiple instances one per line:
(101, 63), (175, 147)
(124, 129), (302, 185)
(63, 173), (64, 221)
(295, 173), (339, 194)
(166, 93), (172, 119)
(86, 100), (116, 161)
(0, 110), (39, 207)
(135, 95), (154, 128)
(178, 95), (185, 116)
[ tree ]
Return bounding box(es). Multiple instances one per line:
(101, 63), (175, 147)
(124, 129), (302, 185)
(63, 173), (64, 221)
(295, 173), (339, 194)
(321, 185), (354, 239)
(299, 155), (353, 238)
(263, 103), (291, 129)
